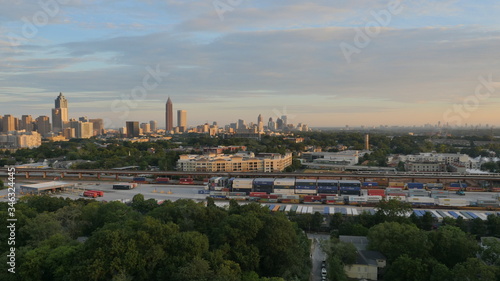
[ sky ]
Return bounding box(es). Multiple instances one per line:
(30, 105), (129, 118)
(1, 0), (500, 129)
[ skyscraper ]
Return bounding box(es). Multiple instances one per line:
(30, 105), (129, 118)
(126, 121), (140, 138)
(165, 97), (173, 132)
(52, 93), (68, 133)
(89, 118), (104, 135)
(257, 114), (264, 133)
(177, 110), (187, 132)
(35, 116), (51, 137)
(21, 115), (34, 132)
(149, 120), (157, 132)
(2, 114), (16, 132)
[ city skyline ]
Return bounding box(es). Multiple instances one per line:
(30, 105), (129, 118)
(1, 1), (500, 127)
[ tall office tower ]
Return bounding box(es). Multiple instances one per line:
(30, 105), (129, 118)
(2, 114), (16, 132)
(21, 115), (34, 132)
(165, 97), (173, 132)
(276, 118), (284, 130)
(281, 115), (287, 126)
(126, 121), (140, 138)
(89, 119), (104, 135)
(268, 117), (275, 131)
(140, 123), (151, 133)
(177, 110), (187, 132)
(149, 120), (157, 132)
(365, 134), (370, 150)
(52, 93), (68, 133)
(35, 116), (51, 137)
(0, 116), (3, 132)
(238, 119), (246, 130)
(69, 120), (93, 139)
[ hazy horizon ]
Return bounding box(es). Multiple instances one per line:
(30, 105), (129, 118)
(1, 1), (500, 128)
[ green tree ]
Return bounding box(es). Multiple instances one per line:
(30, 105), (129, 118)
(384, 254), (429, 281)
(367, 222), (431, 261)
(375, 199), (412, 222)
(481, 237), (500, 266)
(429, 225), (480, 267)
(451, 258), (497, 281)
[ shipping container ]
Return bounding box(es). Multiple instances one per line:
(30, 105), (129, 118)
(304, 195), (322, 203)
(367, 189), (385, 197)
(406, 182), (425, 189)
(155, 177), (170, 184)
(426, 183), (444, 190)
(388, 182), (405, 188)
(295, 179), (317, 189)
(339, 180), (362, 195)
(89, 190), (104, 197)
(179, 178), (194, 184)
(362, 182), (379, 188)
(83, 190), (98, 198)
(387, 195), (406, 201)
(317, 179), (339, 194)
(407, 197), (435, 205)
(253, 178), (275, 193)
(113, 183), (135, 190)
(438, 198), (468, 207)
(274, 178), (296, 189)
(274, 189), (296, 195)
(367, 196), (383, 203)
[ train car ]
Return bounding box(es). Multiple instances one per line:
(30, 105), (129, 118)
(295, 179), (318, 195)
(253, 178), (275, 194)
(274, 178), (296, 195)
(317, 179), (338, 195)
(339, 180), (361, 196)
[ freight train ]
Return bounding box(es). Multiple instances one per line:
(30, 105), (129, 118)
(204, 177), (500, 210)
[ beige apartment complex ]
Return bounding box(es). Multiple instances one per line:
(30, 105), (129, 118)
(177, 152), (293, 172)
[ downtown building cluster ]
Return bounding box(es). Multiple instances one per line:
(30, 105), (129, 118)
(0, 93), (104, 149)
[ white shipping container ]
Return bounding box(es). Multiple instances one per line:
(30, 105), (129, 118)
(407, 197), (436, 204)
(274, 189), (296, 195)
(346, 208), (353, 216)
(351, 208), (359, 216)
(233, 179), (254, 185)
(294, 189), (318, 195)
(285, 205), (292, 212)
(296, 206), (303, 213)
(349, 196), (367, 203)
(367, 196), (382, 202)
(274, 178), (296, 186)
(329, 207), (335, 214)
(387, 195), (406, 201)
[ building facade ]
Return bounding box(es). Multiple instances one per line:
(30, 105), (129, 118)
(177, 152), (293, 172)
(52, 93), (69, 133)
(165, 97), (173, 132)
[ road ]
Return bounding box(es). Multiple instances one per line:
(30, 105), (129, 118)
(308, 233), (330, 281)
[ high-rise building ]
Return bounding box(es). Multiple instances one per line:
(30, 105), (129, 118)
(281, 115), (287, 126)
(69, 120), (93, 139)
(166, 97), (173, 132)
(238, 119), (246, 130)
(35, 116), (51, 137)
(177, 110), (187, 132)
(268, 117), (275, 131)
(89, 119), (104, 135)
(140, 123), (151, 134)
(149, 120), (157, 132)
(52, 93), (69, 133)
(126, 121), (140, 138)
(2, 114), (16, 132)
(21, 115), (34, 132)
